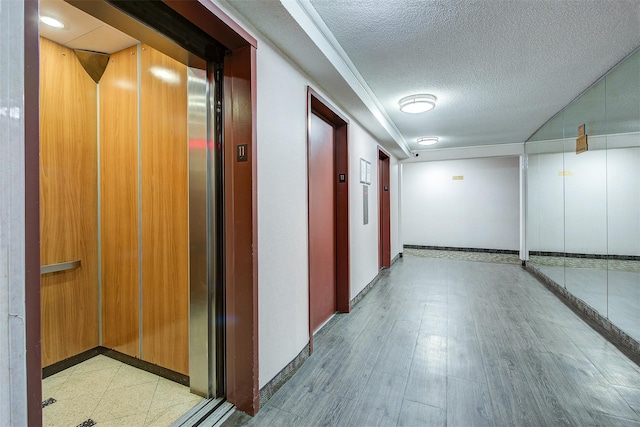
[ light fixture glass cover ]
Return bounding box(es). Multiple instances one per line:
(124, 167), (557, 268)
(417, 137), (438, 146)
(399, 94), (437, 113)
(40, 16), (65, 28)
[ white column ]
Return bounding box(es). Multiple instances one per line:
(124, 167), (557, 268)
(519, 154), (528, 261)
(0, 0), (28, 424)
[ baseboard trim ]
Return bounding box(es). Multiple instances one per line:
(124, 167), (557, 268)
(42, 346), (189, 386)
(524, 262), (640, 366)
(100, 347), (189, 386)
(351, 273), (381, 310)
(42, 347), (102, 379)
(404, 245), (518, 255)
(259, 343), (311, 408)
(392, 252), (402, 264)
(529, 251), (640, 261)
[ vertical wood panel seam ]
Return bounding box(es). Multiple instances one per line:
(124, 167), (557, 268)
(137, 42), (144, 360)
(97, 81), (102, 346)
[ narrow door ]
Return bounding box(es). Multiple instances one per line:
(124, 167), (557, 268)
(309, 113), (336, 332)
(379, 150), (391, 269)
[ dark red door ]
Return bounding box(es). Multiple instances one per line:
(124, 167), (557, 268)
(379, 151), (391, 269)
(309, 113), (336, 332)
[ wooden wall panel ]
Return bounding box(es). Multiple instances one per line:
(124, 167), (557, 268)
(140, 45), (190, 375)
(100, 45), (140, 357)
(39, 37), (99, 366)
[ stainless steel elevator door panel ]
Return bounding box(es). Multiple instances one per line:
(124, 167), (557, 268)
(188, 66), (212, 397)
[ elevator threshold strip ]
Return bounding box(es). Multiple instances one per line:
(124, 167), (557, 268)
(170, 397), (233, 427)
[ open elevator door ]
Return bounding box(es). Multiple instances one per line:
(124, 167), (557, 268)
(188, 61), (225, 398)
(66, 0), (228, 400)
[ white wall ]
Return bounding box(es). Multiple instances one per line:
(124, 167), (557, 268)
(220, 6), (401, 387)
(527, 141), (640, 256)
(607, 146), (640, 256)
(402, 157), (520, 251)
(527, 152), (566, 253)
(255, 40), (311, 389)
(0, 0), (28, 424)
(390, 157), (402, 258)
(349, 126), (384, 299)
(563, 148), (608, 254)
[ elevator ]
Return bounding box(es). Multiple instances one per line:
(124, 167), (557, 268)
(39, 0), (226, 423)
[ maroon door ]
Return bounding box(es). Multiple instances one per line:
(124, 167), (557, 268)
(378, 151), (391, 269)
(309, 113), (336, 332)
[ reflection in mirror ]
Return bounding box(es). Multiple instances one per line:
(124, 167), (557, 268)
(527, 110), (565, 287)
(605, 50), (640, 340)
(526, 47), (640, 343)
(562, 79), (607, 317)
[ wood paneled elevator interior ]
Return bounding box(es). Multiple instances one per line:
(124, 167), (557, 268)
(36, 0), (232, 402)
(40, 35), (191, 374)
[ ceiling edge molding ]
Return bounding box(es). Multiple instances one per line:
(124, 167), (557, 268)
(404, 142), (525, 163)
(282, 0), (410, 157)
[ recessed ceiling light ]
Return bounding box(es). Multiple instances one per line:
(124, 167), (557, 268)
(417, 137), (439, 146)
(40, 16), (65, 29)
(399, 94), (437, 114)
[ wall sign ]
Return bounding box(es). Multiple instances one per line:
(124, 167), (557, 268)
(576, 123), (588, 154)
(360, 158), (371, 185)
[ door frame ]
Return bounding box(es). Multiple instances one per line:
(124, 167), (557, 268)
(23, 0), (261, 421)
(306, 87), (350, 352)
(378, 148), (391, 269)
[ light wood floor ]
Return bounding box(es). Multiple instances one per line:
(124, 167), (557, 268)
(224, 255), (640, 426)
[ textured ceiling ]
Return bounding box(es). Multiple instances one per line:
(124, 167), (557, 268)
(226, 0), (640, 155)
(41, 0), (640, 156)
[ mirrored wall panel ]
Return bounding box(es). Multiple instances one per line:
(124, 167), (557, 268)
(526, 47), (640, 341)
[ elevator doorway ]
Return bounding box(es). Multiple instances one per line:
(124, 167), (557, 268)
(378, 149), (391, 269)
(306, 88), (351, 350)
(38, 1), (225, 424)
(308, 112), (337, 333)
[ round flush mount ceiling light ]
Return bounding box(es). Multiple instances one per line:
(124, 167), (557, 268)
(399, 94), (437, 113)
(417, 137), (439, 146)
(40, 16), (65, 28)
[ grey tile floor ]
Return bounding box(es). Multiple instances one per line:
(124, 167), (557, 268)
(223, 254), (640, 426)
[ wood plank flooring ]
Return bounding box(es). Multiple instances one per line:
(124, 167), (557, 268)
(222, 255), (640, 426)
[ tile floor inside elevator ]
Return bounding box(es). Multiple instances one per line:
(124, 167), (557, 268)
(42, 355), (202, 427)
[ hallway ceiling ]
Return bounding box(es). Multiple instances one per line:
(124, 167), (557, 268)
(40, 0), (640, 158)
(223, 0), (640, 158)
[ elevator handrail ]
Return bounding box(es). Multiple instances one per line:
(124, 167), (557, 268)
(41, 260), (81, 275)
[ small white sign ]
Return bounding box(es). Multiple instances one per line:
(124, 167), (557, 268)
(360, 158), (371, 185)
